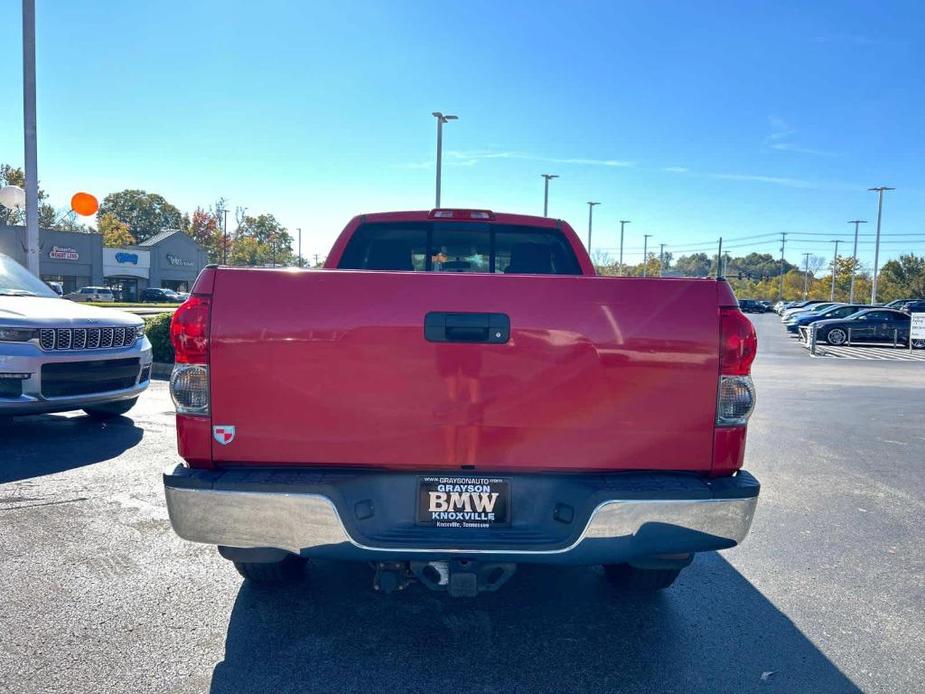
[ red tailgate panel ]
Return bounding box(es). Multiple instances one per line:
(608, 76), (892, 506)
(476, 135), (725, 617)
(209, 269), (719, 472)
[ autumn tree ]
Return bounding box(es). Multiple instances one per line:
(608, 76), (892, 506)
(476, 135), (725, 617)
(97, 189), (183, 242)
(188, 207), (224, 263)
(98, 212), (135, 247)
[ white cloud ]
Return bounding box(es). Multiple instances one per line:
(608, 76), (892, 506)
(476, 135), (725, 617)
(663, 166), (689, 173)
(765, 115), (837, 156)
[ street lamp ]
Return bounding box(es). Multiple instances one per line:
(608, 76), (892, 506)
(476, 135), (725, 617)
(847, 219), (867, 303)
(642, 234), (653, 277)
(659, 243), (666, 276)
(432, 112), (458, 207)
(586, 202), (600, 253)
(868, 186), (894, 304)
(297, 227), (302, 268)
(830, 239), (841, 301)
(22, 0), (39, 276)
(222, 209), (229, 265)
(619, 220), (630, 275)
(802, 252), (811, 300)
(541, 174), (558, 217)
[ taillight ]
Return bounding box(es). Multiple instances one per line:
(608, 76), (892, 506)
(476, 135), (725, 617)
(717, 308), (757, 427)
(170, 296), (211, 364)
(169, 295), (211, 416)
(720, 308), (757, 375)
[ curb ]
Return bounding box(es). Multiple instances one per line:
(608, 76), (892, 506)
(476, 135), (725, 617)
(151, 362), (174, 380)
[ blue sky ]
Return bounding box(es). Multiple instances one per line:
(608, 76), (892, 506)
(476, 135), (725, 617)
(1, 0), (923, 266)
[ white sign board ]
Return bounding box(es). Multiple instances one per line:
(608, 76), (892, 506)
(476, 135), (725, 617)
(911, 313), (925, 341)
(103, 247), (150, 279)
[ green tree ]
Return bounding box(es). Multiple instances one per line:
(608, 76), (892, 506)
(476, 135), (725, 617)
(234, 213), (293, 266)
(674, 252), (712, 277)
(0, 163), (58, 228)
(878, 254), (925, 300)
(98, 212), (135, 247)
(97, 189), (183, 242)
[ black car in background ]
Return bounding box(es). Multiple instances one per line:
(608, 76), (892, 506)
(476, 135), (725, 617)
(899, 299), (925, 313)
(812, 308), (920, 347)
(140, 287), (184, 303)
(739, 299), (769, 313)
(785, 303), (869, 333)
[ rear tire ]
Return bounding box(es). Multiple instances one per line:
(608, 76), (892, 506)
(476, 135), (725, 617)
(83, 397), (138, 419)
(603, 564), (682, 591)
(234, 555), (306, 584)
(825, 328), (848, 346)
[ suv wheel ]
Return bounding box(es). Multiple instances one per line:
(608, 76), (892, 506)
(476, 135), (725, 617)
(603, 564), (682, 591)
(83, 397), (138, 419)
(234, 555), (307, 584)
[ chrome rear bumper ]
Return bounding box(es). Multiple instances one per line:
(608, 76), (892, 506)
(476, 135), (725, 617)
(163, 465), (759, 564)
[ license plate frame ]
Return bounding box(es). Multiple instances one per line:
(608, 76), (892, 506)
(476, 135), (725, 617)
(416, 476), (511, 528)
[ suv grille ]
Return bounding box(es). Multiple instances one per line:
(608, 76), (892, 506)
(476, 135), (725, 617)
(41, 358), (140, 397)
(39, 327), (137, 351)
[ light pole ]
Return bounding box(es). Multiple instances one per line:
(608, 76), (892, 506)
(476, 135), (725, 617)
(586, 201), (600, 253)
(659, 243), (666, 276)
(847, 219), (867, 303)
(619, 220), (630, 275)
(868, 186), (894, 304)
(541, 174), (558, 217)
(297, 227), (302, 268)
(22, 0), (39, 276)
(432, 112), (458, 207)
(717, 237), (723, 277)
(222, 209), (229, 265)
(778, 232), (787, 300)
(802, 252), (811, 300)
(830, 240), (841, 301)
(642, 234), (652, 277)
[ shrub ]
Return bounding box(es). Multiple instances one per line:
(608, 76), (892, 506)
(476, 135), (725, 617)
(145, 312), (175, 363)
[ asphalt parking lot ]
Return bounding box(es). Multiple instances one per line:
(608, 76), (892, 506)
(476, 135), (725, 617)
(1, 313), (923, 694)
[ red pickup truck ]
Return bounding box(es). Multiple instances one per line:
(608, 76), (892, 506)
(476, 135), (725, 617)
(163, 209), (759, 597)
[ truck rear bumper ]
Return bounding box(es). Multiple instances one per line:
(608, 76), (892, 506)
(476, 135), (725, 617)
(163, 464), (759, 565)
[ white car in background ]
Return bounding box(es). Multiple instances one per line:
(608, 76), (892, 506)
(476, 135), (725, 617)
(0, 254), (152, 421)
(64, 286), (116, 302)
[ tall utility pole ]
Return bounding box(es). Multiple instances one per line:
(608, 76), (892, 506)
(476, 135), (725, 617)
(778, 232), (788, 299)
(802, 252), (811, 300)
(222, 209), (229, 265)
(659, 243), (666, 276)
(642, 234), (652, 277)
(618, 220), (630, 275)
(830, 240), (841, 301)
(541, 174), (558, 217)
(716, 237), (723, 277)
(432, 112), (458, 207)
(586, 202), (600, 253)
(297, 227), (303, 267)
(22, 0), (39, 276)
(868, 186), (894, 304)
(847, 219), (867, 303)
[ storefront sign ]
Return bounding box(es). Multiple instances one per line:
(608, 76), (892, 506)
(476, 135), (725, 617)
(115, 251), (139, 265)
(166, 253), (194, 267)
(103, 247), (150, 279)
(48, 246), (79, 261)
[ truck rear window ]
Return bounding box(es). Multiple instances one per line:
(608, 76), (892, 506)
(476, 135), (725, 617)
(338, 222), (582, 275)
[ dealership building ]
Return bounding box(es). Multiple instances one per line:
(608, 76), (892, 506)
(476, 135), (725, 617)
(0, 224), (208, 300)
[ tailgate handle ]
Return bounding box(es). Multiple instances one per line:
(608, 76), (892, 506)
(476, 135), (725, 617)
(424, 312), (510, 344)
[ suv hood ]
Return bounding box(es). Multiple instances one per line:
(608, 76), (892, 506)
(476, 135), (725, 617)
(0, 296), (142, 327)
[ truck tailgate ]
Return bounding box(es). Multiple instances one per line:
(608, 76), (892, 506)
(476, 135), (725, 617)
(208, 269), (720, 472)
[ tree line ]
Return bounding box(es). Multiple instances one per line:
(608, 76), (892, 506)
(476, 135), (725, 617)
(594, 250), (924, 303)
(1, 163), (297, 267)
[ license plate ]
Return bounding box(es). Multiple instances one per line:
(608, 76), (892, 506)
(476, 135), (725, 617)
(416, 476), (510, 528)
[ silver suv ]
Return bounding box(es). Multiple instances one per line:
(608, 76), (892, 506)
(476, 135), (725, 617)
(0, 254), (152, 420)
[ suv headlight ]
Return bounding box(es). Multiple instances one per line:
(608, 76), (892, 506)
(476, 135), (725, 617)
(135, 324), (145, 340)
(0, 327), (36, 342)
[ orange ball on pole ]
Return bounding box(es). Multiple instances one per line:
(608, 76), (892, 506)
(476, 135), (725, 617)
(71, 192), (99, 216)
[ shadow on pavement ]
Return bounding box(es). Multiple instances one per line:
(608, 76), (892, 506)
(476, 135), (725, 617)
(0, 414), (143, 483)
(210, 552), (859, 693)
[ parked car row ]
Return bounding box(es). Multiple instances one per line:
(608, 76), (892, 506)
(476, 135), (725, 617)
(58, 286), (189, 304)
(773, 298), (924, 348)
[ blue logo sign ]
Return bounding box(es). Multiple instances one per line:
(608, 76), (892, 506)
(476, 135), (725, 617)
(115, 252), (138, 264)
